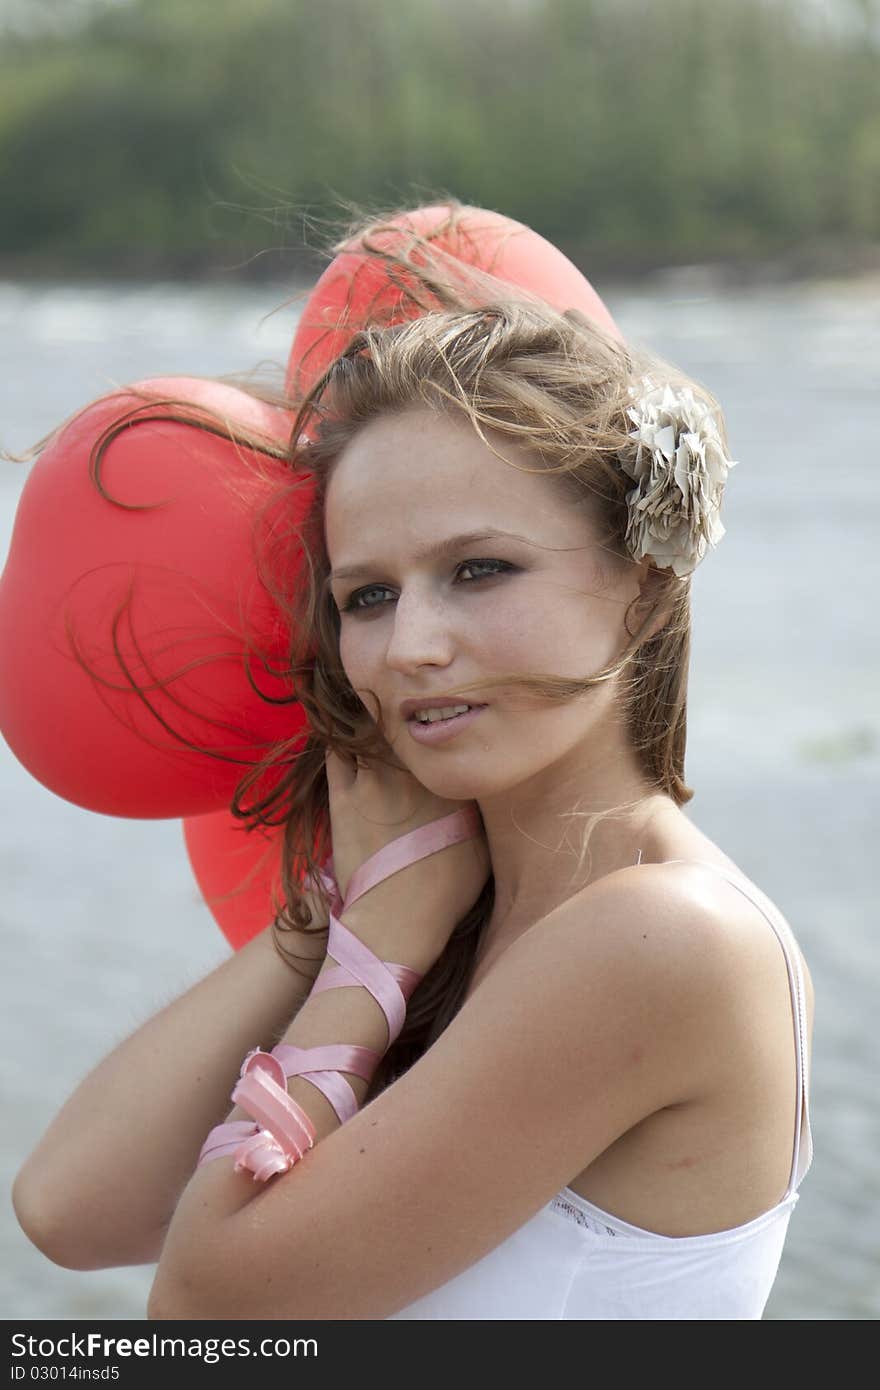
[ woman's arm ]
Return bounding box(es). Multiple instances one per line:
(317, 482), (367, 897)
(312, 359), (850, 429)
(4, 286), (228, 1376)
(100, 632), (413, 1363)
(146, 866), (735, 1321)
(12, 914), (327, 1271)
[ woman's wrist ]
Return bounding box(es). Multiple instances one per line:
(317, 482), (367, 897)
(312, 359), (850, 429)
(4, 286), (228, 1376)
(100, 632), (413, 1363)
(330, 903), (448, 978)
(210, 892), (432, 1171)
(298, 953), (391, 1129)
(224, 949), (392, 1144)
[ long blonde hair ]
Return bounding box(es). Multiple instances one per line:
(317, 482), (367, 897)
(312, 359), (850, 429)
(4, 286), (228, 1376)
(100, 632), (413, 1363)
(226, 206), (731, 1099)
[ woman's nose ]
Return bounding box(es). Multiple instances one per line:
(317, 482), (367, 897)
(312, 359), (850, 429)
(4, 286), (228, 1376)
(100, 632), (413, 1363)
(383, 589), (455, 673)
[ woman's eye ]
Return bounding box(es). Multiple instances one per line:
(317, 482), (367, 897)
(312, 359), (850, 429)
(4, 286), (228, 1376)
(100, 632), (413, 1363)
(339, 558), (514, 614)
(339, 584), (390, 614)
(457, 557), (511, 583)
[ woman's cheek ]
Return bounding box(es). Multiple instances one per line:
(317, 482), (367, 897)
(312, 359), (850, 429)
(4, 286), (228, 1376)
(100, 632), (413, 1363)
(483, 603), (553, 664)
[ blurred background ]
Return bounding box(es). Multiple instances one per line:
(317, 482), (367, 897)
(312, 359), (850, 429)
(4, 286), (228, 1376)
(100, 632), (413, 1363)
(1, 0), (878, 1320)
(1, 0), (879, 280)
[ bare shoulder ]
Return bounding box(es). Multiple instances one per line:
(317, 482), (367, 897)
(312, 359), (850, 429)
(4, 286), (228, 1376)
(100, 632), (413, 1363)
(478, 860), (772, 1048)
(552, 859), (815, 1043)
(545, 859), (761, 972)
(451, 858), (774, 1133)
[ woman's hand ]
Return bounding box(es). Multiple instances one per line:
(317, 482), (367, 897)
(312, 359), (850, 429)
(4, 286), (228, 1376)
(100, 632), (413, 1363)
(324, 747), (491, 972)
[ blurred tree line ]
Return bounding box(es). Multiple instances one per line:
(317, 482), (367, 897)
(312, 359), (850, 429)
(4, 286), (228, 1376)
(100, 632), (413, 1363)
(0, 0), (877, 277)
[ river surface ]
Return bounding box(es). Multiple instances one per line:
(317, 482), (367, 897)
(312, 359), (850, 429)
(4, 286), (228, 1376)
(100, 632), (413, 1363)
(1, 271), (878, 1320)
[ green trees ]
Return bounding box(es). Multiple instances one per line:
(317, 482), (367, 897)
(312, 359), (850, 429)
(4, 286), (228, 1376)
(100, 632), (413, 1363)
(1, 0), (876, 274)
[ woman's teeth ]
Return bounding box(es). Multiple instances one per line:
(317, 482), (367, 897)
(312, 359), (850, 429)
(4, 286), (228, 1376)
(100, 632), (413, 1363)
(414, 704), (472, 723)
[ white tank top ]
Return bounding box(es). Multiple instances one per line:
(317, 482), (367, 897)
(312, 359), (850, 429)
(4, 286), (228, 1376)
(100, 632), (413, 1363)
(389, 859), (813, 1320)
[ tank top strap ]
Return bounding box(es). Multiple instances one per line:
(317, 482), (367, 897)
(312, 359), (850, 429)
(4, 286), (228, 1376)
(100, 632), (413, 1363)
(657, 859), (813, 1198)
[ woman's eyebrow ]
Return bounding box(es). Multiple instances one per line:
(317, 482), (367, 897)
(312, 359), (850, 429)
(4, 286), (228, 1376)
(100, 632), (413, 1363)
(328, 529), (536, 583)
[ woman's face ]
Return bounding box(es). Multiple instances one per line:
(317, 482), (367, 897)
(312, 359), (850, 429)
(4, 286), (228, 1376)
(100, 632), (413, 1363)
(324, 406), (643, 802)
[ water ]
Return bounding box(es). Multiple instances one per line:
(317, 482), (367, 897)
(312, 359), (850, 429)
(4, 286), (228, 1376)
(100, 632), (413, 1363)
(1, 272), (878, 1320)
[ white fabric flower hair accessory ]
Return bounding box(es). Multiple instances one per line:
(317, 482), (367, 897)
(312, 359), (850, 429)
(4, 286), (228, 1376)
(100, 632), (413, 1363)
(620, 375), (737, 578)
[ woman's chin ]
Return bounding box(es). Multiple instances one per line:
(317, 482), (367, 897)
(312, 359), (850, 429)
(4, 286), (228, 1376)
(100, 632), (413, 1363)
(409, 764), (507, 805)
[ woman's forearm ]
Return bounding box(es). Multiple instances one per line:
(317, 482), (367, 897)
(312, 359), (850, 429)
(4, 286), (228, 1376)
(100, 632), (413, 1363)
(147, 918), (394, 1318)
(12, 923), (325, 1271)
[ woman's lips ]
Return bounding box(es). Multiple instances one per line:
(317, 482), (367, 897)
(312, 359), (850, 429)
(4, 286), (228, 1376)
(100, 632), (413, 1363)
(405, 704), (487, 745)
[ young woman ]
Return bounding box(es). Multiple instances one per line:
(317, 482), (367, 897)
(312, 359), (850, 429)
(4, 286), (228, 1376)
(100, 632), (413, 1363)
(12, 224), (814, 1320)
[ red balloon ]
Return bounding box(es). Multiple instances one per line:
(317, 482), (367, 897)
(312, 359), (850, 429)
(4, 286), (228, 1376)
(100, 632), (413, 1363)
(1, 203), (620, 949)
(0, 378), (308, 817)
(286, 202), (621, 400)
(183, 809), (284, 950)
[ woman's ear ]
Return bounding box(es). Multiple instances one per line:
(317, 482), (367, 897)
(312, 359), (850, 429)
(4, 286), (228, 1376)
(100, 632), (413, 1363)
(628, 559), (677, 642)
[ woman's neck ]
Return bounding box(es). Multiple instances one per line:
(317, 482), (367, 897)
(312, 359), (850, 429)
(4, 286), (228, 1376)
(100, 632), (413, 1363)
(475, 760), (677, 959)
